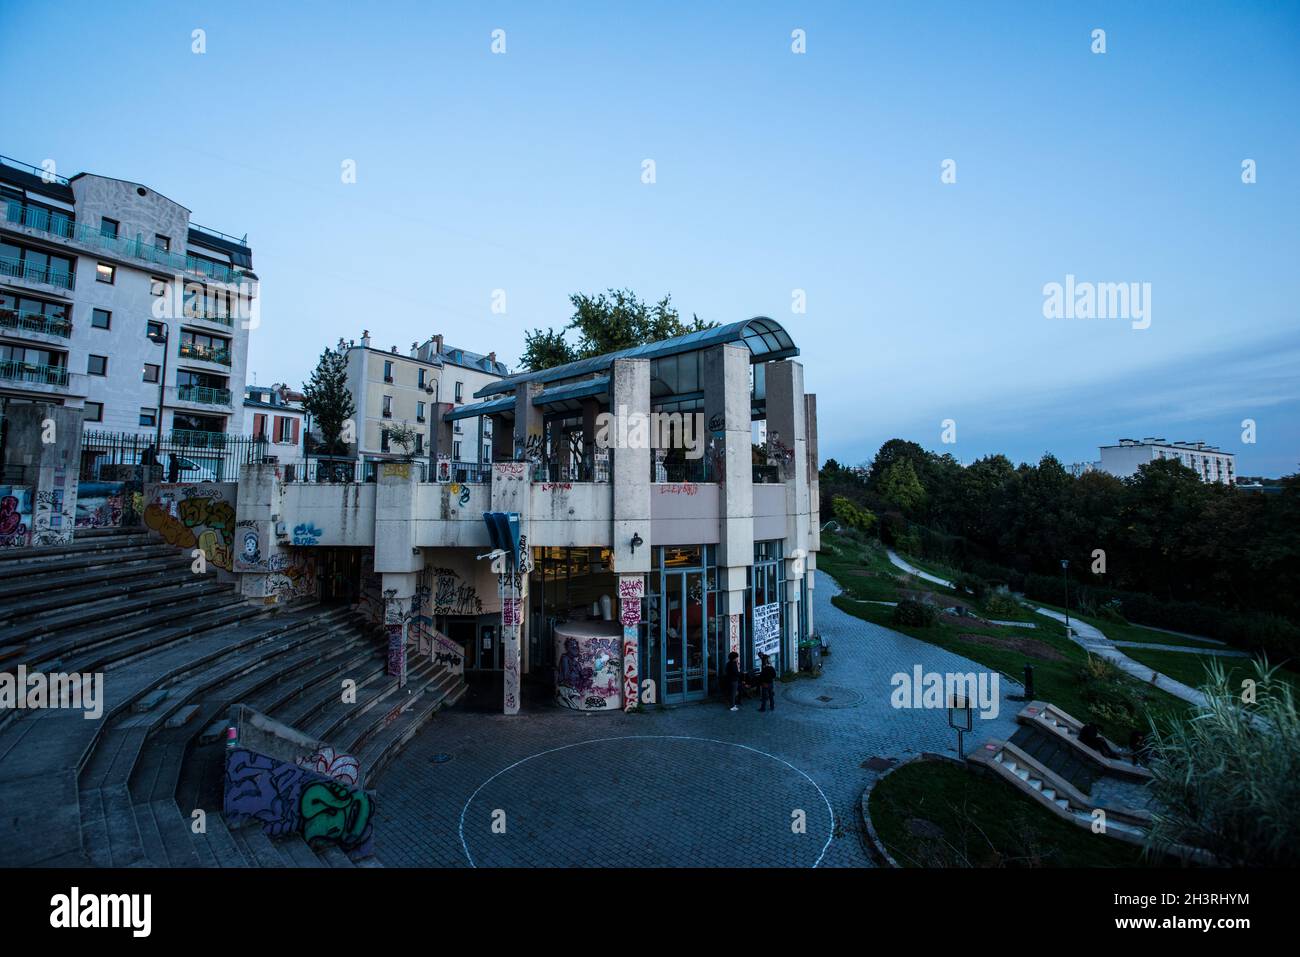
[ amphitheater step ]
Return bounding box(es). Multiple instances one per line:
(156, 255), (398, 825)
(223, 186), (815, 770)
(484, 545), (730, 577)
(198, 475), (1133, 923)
(230, 821), (287, 868)
(315, 844), (357, 868)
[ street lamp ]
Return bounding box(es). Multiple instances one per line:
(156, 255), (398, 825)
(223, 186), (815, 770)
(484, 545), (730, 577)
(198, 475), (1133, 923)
(147, 321), (169, 460)
(1060, 558), (1071, 633)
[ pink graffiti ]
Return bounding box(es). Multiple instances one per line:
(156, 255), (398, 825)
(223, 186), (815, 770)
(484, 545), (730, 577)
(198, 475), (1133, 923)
(658, 483), (699, 495)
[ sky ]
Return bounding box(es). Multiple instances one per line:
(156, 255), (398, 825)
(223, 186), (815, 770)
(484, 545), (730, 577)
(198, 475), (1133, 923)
(3, 0), (1297, 475)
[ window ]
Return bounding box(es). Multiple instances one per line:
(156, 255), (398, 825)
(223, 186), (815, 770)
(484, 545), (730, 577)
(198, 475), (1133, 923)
(382, 395), (392, 418)
(416, 401), (426, 422)
(383, 360), (393, 382)
(139, 408), (157, 428)
(155, 234), (170, 252)
(455, 381), (464, 402)
(88, 354), (108, 376)
(453, 440), (462, 460)
(277, 416), (295, 442)
(381, 429), (390, 453)
(84, 401), (104, 422)
(483, 444), (492, 463)
(91, 308), (111, 329)
(415, 434), (424, 454)
(418, 368), (426, 388)
(96, 262), (115, 284)
(99, 217), (119, 239)
(150, 277), (168, 297)
(143, 363), (160, 383)
(147, 320), (165, 340)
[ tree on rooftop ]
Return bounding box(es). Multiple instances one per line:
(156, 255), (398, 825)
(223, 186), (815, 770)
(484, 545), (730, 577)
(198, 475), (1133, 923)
(302, 345), (356, 456)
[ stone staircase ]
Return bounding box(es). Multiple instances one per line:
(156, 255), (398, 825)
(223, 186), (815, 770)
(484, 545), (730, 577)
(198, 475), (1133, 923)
(0, 527), (466, 867)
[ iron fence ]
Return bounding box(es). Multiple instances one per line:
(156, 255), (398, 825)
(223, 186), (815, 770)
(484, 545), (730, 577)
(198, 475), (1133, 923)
(80, 430), (267, 483)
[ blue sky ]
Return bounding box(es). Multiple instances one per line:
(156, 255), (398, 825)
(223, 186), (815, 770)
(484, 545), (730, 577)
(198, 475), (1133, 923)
(3, 0), (1297, 474)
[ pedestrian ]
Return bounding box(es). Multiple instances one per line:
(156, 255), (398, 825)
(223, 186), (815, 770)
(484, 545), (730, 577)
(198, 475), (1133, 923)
(725, 651), (742, 712)
(167, 452), (180, 483)
(1128, 728), (1151, 767)
(757, 652), (776, 712)
(1078, 722), (1117, 760)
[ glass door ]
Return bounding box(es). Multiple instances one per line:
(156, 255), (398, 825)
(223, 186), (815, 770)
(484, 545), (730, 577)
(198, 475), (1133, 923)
(660, 569), (710, 704)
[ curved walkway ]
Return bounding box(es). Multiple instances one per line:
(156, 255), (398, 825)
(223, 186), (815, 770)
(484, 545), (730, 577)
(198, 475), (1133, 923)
(884, 550), (1210, 707)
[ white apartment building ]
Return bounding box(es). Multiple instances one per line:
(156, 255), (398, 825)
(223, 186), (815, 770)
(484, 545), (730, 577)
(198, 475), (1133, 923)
(342, 330), (507, 475)
(1097, 437), (1236, 485)
(242, 383), (306, 473)
(0, 154), (255, 441)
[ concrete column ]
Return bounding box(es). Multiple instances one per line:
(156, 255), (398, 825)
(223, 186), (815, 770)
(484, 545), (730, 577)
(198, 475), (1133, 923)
(581, 397), (600, 477)
(610, 358), (651, 575)
(2, 404), (83, 547)
(618, 574), (645, 712)
(235, 462), (282, 601)
(374, 461), (421, 574)
(491, 459), (532, 714)
(381, 570), (420, 687)
(804, 393), (820, 641)
(513, 381), (544, 465)
(766, 360), (811, 671)
(703, 343), (754, 660)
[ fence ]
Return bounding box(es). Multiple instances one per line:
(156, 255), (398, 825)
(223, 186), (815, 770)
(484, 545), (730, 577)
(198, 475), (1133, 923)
(80, 430), (267, 484)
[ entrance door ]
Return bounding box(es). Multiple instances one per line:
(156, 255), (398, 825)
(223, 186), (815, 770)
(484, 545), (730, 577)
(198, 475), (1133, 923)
(661, 569), (708, 704)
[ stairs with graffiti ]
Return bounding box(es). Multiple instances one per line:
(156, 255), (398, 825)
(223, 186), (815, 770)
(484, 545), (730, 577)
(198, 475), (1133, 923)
(0, 527), (466, 867)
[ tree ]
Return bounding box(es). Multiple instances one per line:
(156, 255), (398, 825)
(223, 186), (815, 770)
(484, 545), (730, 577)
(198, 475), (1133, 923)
(878, 458), (927, 513)
(302, 345), (356, 456)
(519, 288), (717, 371)
(385, 421), (420, 459)
(832, 495), (877, 534)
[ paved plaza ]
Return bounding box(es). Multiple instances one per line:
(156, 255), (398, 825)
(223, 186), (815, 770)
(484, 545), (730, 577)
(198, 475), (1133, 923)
(372, 576), (1022, 867)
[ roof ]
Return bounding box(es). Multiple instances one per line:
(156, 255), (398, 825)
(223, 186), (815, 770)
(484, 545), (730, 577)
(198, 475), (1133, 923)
(443, 395), (515, 422)
(474, 316), (797, 399)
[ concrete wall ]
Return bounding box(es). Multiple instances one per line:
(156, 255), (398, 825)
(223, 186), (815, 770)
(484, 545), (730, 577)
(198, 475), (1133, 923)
(278, 481), (376, 547)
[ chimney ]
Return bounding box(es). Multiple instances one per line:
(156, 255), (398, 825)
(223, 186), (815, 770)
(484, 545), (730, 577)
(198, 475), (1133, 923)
(409, 341), (419, 358)
(360, 330), (371, 349)
(433, 334), (444, 356)
(487, 351), (496, 366)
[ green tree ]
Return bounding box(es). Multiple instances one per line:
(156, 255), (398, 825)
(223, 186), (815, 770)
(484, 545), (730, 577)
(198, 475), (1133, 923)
(832, 495), (877, 534)
(302, 345), (356, 456)
(520, 327), (577, 372)
(878, 458), (927, 513)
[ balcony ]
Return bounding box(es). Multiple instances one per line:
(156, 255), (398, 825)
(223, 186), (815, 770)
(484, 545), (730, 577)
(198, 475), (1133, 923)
(3, 200), (251, 287)
(0, 306), (72, 338)
(0, 359), (69, 386)
(178, 340), (232, 365)
(0, 255), (74, 290)
(176, 384), (232, 406)
(170, 428), (230, 449)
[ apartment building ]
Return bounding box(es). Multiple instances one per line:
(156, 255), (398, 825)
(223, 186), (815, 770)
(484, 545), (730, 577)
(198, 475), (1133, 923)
(343, 330), (507, 471)
(242, 382), (306, 472)
(0, 154), (255, 441)
(1097, 437), (1237, 485)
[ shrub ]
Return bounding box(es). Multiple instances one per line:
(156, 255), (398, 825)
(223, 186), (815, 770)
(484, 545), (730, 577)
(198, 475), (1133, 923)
(1096, 599), (1127, 624)
(982, 587), (1022, 619)
(893, 599), (938, 628)
(954, 572), (987, 601)
(1076, 655), (1141, 736)
(831, 496), (877, 535)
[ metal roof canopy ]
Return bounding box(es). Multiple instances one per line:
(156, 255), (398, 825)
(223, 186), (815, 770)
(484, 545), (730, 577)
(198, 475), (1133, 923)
(473, 316), (798, 399)
(443, 395), (515, 422)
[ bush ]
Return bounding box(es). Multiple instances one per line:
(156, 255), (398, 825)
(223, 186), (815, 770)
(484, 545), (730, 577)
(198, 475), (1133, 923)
(1096, 599), (1127, 624)
(893, 599), (938, 627)
(982, 587), (1022, 619)
(954, 572), (987, 601)
(1075, 655), (1141, 736)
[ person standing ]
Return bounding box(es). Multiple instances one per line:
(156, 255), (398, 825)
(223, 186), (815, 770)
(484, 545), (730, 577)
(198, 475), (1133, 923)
(166, 452), (180, 483)
(725, 651), (742, 712)
(757, 652), (776, 712)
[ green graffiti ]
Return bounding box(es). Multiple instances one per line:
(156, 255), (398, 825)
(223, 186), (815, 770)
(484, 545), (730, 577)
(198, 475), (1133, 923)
(299, 780), (373, 848)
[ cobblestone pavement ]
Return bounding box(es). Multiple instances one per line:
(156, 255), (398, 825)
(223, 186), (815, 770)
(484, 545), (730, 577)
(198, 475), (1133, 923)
(372, 574), (1022, 867)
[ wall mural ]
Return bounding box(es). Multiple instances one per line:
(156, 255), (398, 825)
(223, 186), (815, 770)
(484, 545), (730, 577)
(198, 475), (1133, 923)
(74, 480), (126, 528)
(144, 483), (237, 571)
(31, 466), (75, 546)
(296, 746), (361, 787)
(431, 565), (483, 616)
(0, 486), (33, 549)
(555, 635), (622, 710)
(224, 747), (374, 854)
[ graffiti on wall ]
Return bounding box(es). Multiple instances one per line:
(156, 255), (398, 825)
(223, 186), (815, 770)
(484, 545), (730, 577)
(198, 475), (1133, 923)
(622, 627), (639, 713)
(296, 746), (361, 787)
(753, 602), (781, 665)
(0, 486), (33, 548)
(432, 566), (483, 616)
(292, 522), (322, 546)
(31, 466), (75, 546)
(556, 635), (621, 710)
(224, 747), (374, 853)
(74, 481), (127, 528)
(144, 483), (236, 570)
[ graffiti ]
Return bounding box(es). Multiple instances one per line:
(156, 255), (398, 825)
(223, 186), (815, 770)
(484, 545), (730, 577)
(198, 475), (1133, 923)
(584, 695), (608, 709)
(501, 597), (522, 627)
(237, 528), (261, 567)
(540, 482), (572, 492)
(556, 634), (621, 710)
(754, 602), (781, 663)
(74, 481), (126, 528)
(383, 461), (413, 480)
(434, 651), (463, 668)
(622, 630), (639, 712)
(0, 487), (33, 548)
(297, 746), (361, 787)
(224, 748), (373, 853)
(494, 461), (527, 480)
(657, 482), (699, 495)
(516, 534), (534, 573)
(729, 613), (741, 656)
(619, 576), (644, 627)
(522, 432), (544, 464)
(264, 556), (318, 603)
(145, 484), (236, 569)
(432, 566), (482, 616)
(386, 622), (406, 678)
(707, 412), (726, 432)
(458, 485), (471, 506)
(292, 522), (322, 546)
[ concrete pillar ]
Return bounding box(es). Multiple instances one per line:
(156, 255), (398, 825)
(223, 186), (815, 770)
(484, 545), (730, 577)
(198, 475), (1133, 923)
(381, 570), (420, 687)
(235, 462), (282, 601)
(618, 574), (645, 712)
(374, 461), (421, 574)
(610, 358), (651, 575)
(491, 459), (532, 714)
(581, 397), (600, 477)
(431, 402), (453, 470)
(1, 404), (83, 547)
(703, 343), (754, 659)
(513, 381), (544, 466)
(766, 360), (811, 671)
(804, 393), (820, 639)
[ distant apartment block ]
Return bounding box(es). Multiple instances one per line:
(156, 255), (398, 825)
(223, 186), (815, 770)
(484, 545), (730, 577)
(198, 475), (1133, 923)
(342, 330), (507, 472)
(0, 154), (255, 440)
(1097, 437), (1236, 485)
(242, 383), (305, 473)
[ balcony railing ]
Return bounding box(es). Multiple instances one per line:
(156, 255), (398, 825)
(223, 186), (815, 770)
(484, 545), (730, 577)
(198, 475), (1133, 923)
(0, 359), (69, 386)
(0, 307), (72, 338)
(0, 255), (75, 289)
(178, 341), (232, 365)
(177, 384), (232, 406)
(652, 455), (713, 483)
(3, 200), (251, 286)
(181, 307), (234, 327)
(169, 428), (230, 449)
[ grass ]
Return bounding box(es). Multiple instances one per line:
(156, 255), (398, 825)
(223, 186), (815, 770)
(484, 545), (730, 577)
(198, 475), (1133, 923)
(1120, 646), (1300, 698)
(869, 759), (1152, 867)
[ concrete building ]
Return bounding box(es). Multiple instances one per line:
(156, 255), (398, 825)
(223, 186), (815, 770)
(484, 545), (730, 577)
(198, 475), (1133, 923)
(0, 154), (255, 440)
(342, 331), (506, 476)
(242, 383), (306, 475)
(1098, 437), (1236, 485)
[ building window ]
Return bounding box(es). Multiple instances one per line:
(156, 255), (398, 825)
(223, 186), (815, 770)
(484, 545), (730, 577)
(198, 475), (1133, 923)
(84, 401), (103, 422)
(418, 368), (426, 388)
(155, 234), (170, 252)
(150, 277), (168, 297)
(143, 363), (160, 383)
(416, 401), (426, 422)
(382, 395), (392, 418)
(139, 408), (157, 428)
(455, 381), (464, 402)
(88, 354), (108, 376)
(91, 308), (111, 329)
(415, 434), (424, 454)
(99, 217), (119, 239)
(146, 320), (165, 340)
(483, 444), (492, 463)
(96, 262), (115, 284)
(277, 416), (295, 442)
(383, 360), (393, 383)
(453, 440), (462, 460)
(381, 429), (390, 453)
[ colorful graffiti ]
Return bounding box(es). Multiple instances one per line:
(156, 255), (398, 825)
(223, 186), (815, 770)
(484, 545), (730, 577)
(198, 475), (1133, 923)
(144, 483), (236, 570)
(0, 486), (33, 548)
(622, 629), (639, 712)
(296, 746), (361, 787)
(31, 466), (75, 546)
(555, 634), (621, 711)
(74, 481), (126, 528)
(224, 748), (374, 853)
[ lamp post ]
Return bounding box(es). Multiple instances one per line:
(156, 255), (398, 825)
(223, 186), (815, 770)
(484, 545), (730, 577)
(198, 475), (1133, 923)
(1060, 558), (1071, 633)
(147, 321), (169, 459)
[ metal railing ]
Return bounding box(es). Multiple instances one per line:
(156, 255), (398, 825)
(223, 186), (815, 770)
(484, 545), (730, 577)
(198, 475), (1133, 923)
(0, 255), (74, 289)
(0, 307), (72, 338)
(0, 359), (69, 386)
(177, 384), (232, 405)
(81, 429), (266, 483)
(177, 341), (232, 365)
(752, 464), (781, 484)
(652, 455), (712, 483)
(3, 200), (251, 286)
(282, 458), (428, 484)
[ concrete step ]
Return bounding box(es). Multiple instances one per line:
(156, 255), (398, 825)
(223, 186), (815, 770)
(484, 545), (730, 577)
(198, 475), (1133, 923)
(274, 655), (389, 733)
(333, 657), (443, 757)
(190, 812), (250, 867)
(359, 671), (466, 788)
(0, 566), (219, 624)
(0, 544), (181, 581)
(0, 533), (154, 565)
(274, 834), (328, 868)
(231, 821), (287, 868)
(315, 844), (356, 868)
(0, 556), (196, 611)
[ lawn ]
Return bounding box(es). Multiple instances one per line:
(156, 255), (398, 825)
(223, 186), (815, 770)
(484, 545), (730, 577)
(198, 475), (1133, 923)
(868, 759), (1152, 867)
(1119, 645), (1300, 698)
